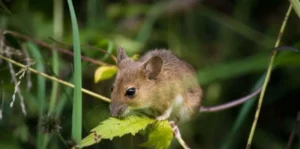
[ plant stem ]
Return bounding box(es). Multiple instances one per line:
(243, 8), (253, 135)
(246, 5), (292, 149)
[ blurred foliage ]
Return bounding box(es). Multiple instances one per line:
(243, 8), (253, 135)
(0, 0), (299, 149)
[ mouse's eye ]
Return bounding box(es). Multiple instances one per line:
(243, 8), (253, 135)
(125, 88), (136, 96)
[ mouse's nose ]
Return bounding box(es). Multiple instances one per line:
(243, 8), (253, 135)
(110, 112), (120, 117)
(109, 103), (125, 117)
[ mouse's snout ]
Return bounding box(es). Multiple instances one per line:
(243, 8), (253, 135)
(109, 103), (127, 117)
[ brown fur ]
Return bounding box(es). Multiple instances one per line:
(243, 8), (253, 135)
(110, 47), (203, 123)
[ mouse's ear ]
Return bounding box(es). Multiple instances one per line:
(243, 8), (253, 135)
(142, 56), (163, 79)
(117, 46), (128, 65)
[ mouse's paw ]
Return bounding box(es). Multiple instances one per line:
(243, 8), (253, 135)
(155, 115), (169, 121)
(156, 105), (173, 121)
(155, 111), (171, 121)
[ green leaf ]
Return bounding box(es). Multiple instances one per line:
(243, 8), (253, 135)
(94, 65), (118, 83)
(290, 0), (300, 18)
(67, 0), (82, 143)
(141, 121), (173, 149)
(77, 115), (154, 148)
(131, 54), (140, 61)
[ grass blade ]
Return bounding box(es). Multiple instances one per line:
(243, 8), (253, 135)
(67, 0), (82, 143)
(246, 5), (292, 149)
(27, 42), (47, 149)
(48, 0), (64, 115)
(55, 83), (72, 118)
(27, 43), (46, 117)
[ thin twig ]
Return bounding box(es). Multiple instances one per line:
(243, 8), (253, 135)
(3, 30), (110, 66)
(7, 57), (27, 115)
(15, 65), (28, 115)
(0, 54), (111, 103)
(246, 5), (292, 149)
(170, 121), (190, 149)
(21, 44), (33, 90)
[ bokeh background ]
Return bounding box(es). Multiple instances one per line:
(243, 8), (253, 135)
(0, 0), (299, 149)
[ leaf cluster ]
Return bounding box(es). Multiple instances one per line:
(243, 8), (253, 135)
(76, 115), (173, 149)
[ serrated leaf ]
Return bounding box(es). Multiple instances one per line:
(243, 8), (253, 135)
(76, 133), (101, 148)
(141, 120), (173, 149)
(77, 115), (154, 148)
(94, 65), (118, 83)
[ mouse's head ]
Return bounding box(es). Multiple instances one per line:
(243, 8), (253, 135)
(109, 47), (163, 117)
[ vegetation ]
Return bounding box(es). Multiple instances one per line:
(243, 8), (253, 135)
(0, 0), (299, 149)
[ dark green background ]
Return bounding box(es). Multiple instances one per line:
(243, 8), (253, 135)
(0, 0), (299, 149)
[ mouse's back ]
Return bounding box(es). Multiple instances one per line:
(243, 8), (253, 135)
(139, 49), (203, 122)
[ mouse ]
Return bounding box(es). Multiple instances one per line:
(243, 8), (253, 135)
(110, 47), (261, 123)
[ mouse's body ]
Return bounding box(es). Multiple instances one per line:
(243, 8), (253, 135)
(110, 47), (202, 123)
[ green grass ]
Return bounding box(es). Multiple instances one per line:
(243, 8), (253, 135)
(67, 0), (82, 143)
(27, 42), (48, 149)
(48, 0), (63, 116)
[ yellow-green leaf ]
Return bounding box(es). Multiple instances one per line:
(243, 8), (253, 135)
(290, 0), (300, 18)
(131, 54), (140, 61)
(141, 120), (173, 149)
(77, 115), (155, 148)
(94, 65), (118, 83)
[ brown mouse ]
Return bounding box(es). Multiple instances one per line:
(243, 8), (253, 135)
(110, 47), (261, 123)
